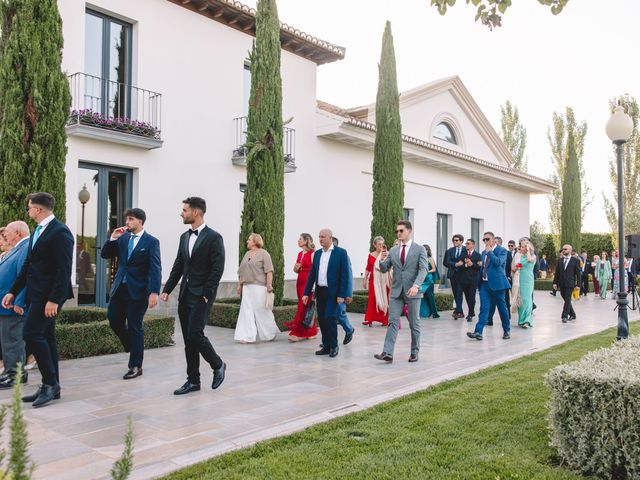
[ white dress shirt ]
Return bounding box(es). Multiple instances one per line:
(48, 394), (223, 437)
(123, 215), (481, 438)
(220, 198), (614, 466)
(111, 229), (145, 251)
(317, 244), (334, 287)
(188, 223), (206, 256)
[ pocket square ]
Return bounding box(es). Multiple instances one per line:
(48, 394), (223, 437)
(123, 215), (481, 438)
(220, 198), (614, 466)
(140, 248), (146, 251)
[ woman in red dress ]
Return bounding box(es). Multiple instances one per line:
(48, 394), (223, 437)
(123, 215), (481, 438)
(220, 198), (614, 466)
(285, 233), (318, 341)
(363, 236), (390, 326)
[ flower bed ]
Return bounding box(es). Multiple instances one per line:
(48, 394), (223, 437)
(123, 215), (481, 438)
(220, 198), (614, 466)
(69, 109), (160, 138)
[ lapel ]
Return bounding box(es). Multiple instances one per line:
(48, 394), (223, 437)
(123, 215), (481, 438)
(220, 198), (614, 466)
(182, 231), (190, 260)
(190, 227), (207, 257)
(128, 232), (148, 263)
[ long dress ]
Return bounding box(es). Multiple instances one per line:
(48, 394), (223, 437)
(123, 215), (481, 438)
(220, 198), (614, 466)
(517, 255), (535, 327)
(284, 250), (318, 338)
(595, 260), (611, 299)
(364, 253), (389, 325)
(420, 257), (440, 318)
(612, 258), (620, 299)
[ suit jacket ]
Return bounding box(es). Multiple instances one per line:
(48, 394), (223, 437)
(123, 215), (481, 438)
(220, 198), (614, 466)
(539, 258), (549, 271)
(10, 218), (74, 305)
(478, 245), (511, 291)
(505, 249), (514, 280)
(304, 246), (352, 318)
(581, 257), (592, 276)
(553, 256), (581, 289)
(0, 238), (30, 314)
(458, 249), (482, 285)
(163, 226), (225, 301)
(101, 231), (162, 301)
(444, 246), (465, 279)
(379, 242), (429, 299)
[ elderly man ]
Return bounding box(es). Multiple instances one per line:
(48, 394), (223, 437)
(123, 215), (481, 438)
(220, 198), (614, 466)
(0, 221), (30, 388)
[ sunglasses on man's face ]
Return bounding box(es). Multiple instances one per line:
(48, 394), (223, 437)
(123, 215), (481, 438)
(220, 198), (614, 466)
(395, 229), (405, 234)
(482, 238), (491, 242)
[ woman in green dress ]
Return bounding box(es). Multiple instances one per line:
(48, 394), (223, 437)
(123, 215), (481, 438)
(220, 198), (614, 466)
(595, 251), (612, 299)
(420, 244), (440, 318)
(512, 239), (536, 328)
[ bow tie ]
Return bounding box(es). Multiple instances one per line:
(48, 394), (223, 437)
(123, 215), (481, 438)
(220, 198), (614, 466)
(188, 229), (198, 236)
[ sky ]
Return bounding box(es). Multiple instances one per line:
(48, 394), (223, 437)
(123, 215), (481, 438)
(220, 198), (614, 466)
(244, 0), (639, 233)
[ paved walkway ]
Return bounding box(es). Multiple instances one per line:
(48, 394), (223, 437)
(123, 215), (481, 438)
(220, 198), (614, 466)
(1, 293), (636, 479)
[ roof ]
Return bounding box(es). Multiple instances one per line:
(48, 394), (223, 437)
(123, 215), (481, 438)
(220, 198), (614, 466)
(169, 0), (345, 65)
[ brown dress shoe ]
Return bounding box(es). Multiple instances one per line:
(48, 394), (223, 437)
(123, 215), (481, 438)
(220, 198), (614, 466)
(408, 353), (419, 363)
(123, 367), (143, 380)
(374, 352), (393, 363)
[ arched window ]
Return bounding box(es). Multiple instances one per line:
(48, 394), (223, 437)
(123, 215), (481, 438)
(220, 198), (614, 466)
(433, 122), (457, 145)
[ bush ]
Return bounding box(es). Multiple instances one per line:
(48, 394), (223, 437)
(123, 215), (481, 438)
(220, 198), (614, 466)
(535, 279), (555, 290)
(56, 308), (175, 359)
(544, 336), (640, 479)
(209, 300), (298, 331)
(346, 292), (454, 314)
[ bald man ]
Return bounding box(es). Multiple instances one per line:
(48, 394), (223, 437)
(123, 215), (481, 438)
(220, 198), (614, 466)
(0, 221), (30, 388)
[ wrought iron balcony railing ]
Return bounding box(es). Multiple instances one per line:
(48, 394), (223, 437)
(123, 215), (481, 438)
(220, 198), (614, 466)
(67, 73), (162, 144)
(232, 116), (296, 173)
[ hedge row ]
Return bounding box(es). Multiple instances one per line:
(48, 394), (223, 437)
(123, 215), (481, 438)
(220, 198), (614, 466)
(545, 336), (640, 479)
(56, 308), (175, 359)
(346, 292), (454, 314)
(209, 302), (298, 330)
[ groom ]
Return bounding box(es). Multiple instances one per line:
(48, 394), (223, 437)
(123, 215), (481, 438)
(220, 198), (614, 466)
(374, 220), (428, 363)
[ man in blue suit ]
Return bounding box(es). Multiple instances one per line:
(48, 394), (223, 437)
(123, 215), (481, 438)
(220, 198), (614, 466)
(467, 231), (511, 341)
(0, 221), (30, 389)
(303, 229), (352, 358)
(101, 208), (161, 380)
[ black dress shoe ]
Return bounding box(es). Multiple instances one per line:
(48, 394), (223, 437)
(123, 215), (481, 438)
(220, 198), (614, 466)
(502, 333), (511, 340)
(408, 353), (419, 363)
(173, 381), (201, 395)
(374, 352), (393, 362)
(329, 347), (339, 358)
(315, 348), (330, 355)
(466, 332), (483, 341)
(570, 316), (576, 321)
(0, 374), (9, 383)
(0, 373), (28, 390)
(23, 384), (60, 403)
(486, 321), (494, 326)
(212, 362), (226, 390)
(32, 384), (60, 408)
(561, 317), (568, 323)
(123, 367), (143, 380)
(343, 329), (354, 345)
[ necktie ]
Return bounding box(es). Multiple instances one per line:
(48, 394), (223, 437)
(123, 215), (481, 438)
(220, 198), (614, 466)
(189, 229), (198, 236)
(401, 244), (406, 267)
(31, 224), (43, 246)
(564, 257), (569, 270)
(128, 235), (136, 259)
(482, 253), (489, 279)
(456, 247), (460, 257)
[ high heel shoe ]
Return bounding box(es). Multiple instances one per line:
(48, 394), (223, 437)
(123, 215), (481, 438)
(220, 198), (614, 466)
(362, 320), (372, 326)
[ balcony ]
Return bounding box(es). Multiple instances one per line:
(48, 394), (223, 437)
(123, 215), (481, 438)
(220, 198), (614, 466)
(232, 116), (297, 173)
(66, 72), (162, 150)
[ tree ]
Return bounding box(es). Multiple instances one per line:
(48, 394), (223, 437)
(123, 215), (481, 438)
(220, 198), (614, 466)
(239, 0), (285, 304)
(547, 108), (589, 234)
(369, 21), (404, 250)
(430, 0), (569, 30)
(529, 220), (545, 251)
(560, 113), (581, 251)
(500, 100), (527, 171)
(603, 95), (640, 239)
(0, 0), (71, 224)
(541, 233), (559, 266)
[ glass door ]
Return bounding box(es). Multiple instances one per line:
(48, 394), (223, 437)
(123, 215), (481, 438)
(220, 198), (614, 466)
(76, 163), (131, 307)
(436, 213), (449, 285)
(471, 218), (481, 252)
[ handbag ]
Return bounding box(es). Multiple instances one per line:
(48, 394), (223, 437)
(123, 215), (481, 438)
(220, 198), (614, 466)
(302, 298), (316, 329)
(265, 291), (275, 310)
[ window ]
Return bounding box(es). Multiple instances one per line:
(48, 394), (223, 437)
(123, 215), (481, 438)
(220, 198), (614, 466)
(84, 10), (132, 118)
(433, 122), (457, 145)
(243, 61), (251, 116)
(470, 218), (483, 252)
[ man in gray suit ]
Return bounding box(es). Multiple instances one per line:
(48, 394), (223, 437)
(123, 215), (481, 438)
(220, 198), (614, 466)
(374, 220), (429, 363)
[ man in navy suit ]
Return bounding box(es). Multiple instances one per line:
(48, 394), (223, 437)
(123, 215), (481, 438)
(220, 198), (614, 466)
(303, 228), (352, 358)
(101, 208), (161, 380)
(467, 231), (511, 341)
(444, 234), (465, 319)
(2, 192), (73, 408)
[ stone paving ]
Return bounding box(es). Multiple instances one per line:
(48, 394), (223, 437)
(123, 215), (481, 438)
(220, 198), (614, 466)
(1, 293), (636, 479)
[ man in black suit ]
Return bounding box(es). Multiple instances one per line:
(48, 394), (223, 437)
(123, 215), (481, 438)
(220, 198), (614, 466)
(443, 234), (465, 319)
(161, 197), (226, 395)
(2, 192), (73, 408)
(459, 239), (482, 322)
(101, 208), (161, 380)
(580, 251), (591, 296)
(553, 244), (582, 323)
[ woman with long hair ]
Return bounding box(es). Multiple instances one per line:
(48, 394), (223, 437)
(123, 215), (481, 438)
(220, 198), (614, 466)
(419, 244), (440, 318)
(511, 238), (536, 328)
(362, 236), (390, 326)
(285, 233), (318, 341)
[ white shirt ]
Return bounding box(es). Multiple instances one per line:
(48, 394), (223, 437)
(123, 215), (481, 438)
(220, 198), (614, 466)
(188, 223), (206, 256)
(317, 244), (334, 287)
(37, 213), (55, 232)
(563, 255), (571, 270)
(14, 236), (30, 248)
(111, 229), (145, 251)
(482, 244), (497, 280)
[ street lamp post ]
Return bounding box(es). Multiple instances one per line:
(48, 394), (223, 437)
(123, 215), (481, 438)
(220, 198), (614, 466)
(606, 105), (634, 340)
(78, 185), (90, 246)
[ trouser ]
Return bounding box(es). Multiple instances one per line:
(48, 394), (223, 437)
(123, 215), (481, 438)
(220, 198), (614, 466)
(540, 271), (547, 279)
(336, 302), (353, 334)
(383, 295), (421, 356)
(23, 302), (63, 386)
(580, 273), (590, 295)
(475, 282), (510, 335)
(488, 284), (511, 321)
(107, 284), (148, 368)
(315, 287), (338, 350)
(451, 277), (463, 313)
(461, 283), (477, 317)
(560, 287), (576, 319)
(592, 275), (600, 295)
(178, 291), (223, 384)
(0, 314), (26, 379)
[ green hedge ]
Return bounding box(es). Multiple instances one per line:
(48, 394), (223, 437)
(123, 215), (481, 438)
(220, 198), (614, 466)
(56, 308), (175, 359)
(346, 292), (454, 314)
(209, 300), (298, 331)
(544, 336), (640, 479)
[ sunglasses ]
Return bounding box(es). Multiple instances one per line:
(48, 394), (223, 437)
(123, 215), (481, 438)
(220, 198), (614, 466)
(482, 238), (491, 242)
(395, 229), (405, 234)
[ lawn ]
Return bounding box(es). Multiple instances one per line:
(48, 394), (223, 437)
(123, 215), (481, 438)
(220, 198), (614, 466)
(162, 323), (639, 480)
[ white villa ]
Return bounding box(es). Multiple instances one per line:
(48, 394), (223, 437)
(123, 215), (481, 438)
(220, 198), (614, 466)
(58, 0), (554, 306)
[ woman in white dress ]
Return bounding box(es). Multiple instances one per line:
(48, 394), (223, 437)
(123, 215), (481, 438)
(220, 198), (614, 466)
(234, 233), (280, 343)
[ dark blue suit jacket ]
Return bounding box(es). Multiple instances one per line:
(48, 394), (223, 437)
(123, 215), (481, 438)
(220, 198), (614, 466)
(0, 239), (29, 314)
(479, 245), (512, 291)
(304, 246), (352, 318)
(101, 231), (162, 301)
(444, 246), (465, 279)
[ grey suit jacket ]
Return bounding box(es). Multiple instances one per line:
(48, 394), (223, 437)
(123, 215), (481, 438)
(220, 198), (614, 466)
(379, 242), (429, 300)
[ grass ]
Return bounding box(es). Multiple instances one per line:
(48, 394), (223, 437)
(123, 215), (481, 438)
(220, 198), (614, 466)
(162, 322), (639, 480)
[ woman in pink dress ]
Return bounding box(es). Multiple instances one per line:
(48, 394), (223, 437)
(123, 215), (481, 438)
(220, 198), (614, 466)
(285, 233), (318, 341)
(362, 236), (390, 326)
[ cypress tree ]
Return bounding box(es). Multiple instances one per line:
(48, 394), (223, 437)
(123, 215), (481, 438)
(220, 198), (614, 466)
(0, 0), (70, 224)
(240, 0), (285, 304)
(370, 21), (404, 250)
(560, 114), (582, 251)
